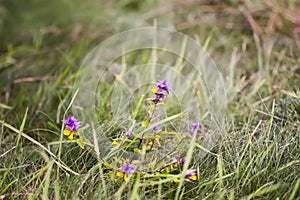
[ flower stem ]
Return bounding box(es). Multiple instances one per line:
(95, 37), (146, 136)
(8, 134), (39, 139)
(138, 104), (157, 148)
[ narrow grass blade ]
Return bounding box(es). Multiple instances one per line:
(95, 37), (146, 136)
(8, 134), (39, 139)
(0, 179), (18, 195)
(54, 180), (60, 200)
(130, 173), (140, 200)
(132, 95), (144, 120)
(289, 178), (300, 200)
(217, 155), (225, 189)
(41, 161), (54, 200)
(274, 86), (300, 100)
(16, 107), (28, 147)
(247, 182), (280, 200)
(0, 103), (12, 110)
(139, 111), (186, 135)
(0, 146), (16, 158)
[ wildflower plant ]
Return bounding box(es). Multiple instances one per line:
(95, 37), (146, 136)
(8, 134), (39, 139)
(117, 163), (135, 181)
(63, 115), (85, 149)
(105, 79), (199, 184)
(67, 80), (202, 184)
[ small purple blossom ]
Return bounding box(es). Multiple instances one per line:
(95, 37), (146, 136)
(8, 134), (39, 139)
(179, 157), (186, 165)
(173, 156), (185, 165)
(185, 169), (196, 181)
(188, 123), (201, 136)
(155, 91), (165, 100)
(120, 163), (134, 174)
(191, 123), (201, 132)
(63, 115), (80, 131)
(156, 80), (170, 94)
(152, 125), (159, 132)
(126, 131), (131, 137)
(148, 80), (170, 103)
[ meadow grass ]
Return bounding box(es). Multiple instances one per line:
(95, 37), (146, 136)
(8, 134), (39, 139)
(0, 0), (300, 199)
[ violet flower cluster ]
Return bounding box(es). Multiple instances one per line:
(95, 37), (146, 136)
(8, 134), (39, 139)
(150, 80), (170, 103)
(63, 115), (80, 132)
(188, 123), (201, 136)
(120, 163), (134, 174)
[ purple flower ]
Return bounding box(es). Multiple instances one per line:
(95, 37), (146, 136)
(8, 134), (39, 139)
(155, 91), (165, 100)
(173, 156), (185, 165)
(188, 123), (201, 136)
(179, 157), (186, 165)
(191, 123), (201, 132)
(152, 125), (159, 132)
(63, 115), (80, 131)
(126, 131), (131, 137)
(185, 169), (197, 181)
(120, 163), (134, 174)
(156, 80), (170, 94)
(148, 80), (170, 103)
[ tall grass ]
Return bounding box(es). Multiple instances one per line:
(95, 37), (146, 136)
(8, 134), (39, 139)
(1, 0), (300, 199)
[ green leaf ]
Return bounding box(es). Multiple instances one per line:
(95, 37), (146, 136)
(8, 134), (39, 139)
(76, 138), (85, 149)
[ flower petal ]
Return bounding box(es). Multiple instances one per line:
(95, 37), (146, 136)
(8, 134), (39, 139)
(116, 171), (123, 177)
(173, 178), (179, 183)
(68, 132), (74, 140)
(63, 129), (71, 136)
(189, 175), (197, 181)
